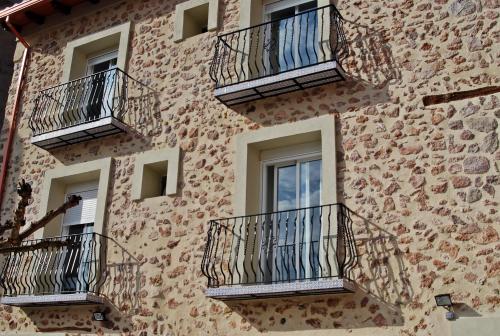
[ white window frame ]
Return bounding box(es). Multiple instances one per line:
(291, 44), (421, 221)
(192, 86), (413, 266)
(260, 151), (322, 213)
(259, 146), (322, 282)
(86, 50), (118, 75)
(261, 0), (319, 74)
(61, 181), (99, 236)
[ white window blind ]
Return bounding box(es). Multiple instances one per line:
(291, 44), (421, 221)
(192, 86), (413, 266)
(63, 188), (98, 226)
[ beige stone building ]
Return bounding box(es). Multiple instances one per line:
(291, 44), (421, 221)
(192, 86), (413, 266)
(0, 0), (498, 335)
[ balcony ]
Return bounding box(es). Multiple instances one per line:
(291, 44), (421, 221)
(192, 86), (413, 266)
(201, 203), (357, 300)
(29, 68), (153, 150)
(209, 5), (348, 106)
(0, 233), (138, 307)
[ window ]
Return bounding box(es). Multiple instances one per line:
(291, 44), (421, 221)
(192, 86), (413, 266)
(234, 115), (337, 215)
(60, 181), (98, 294)
(131, 147), (180, 200)
(36, 158), (112, 241)
(174, 0), (219, 42)
(264, 0), (318, 73)
(140, 161), (169, 199)
(62, 22), (131, 82)
(60, 50), (119, 127)
(259, 145), (322, 282)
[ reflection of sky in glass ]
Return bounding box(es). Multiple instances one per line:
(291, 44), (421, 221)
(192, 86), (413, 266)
(298, 11), (318, 66)
(277, 164), (296, 211)
(272, 158), (322, 282)
(270, 1), (319, 71)
(274, 8), (318, 71)
(300, 159), (321, 208)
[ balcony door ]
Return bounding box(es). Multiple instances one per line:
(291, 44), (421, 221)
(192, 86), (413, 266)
(264, 0), (318, 74)
(84, 50), (118, 122)
(60, 182), (98, 293)
(262, 152), (322, 283)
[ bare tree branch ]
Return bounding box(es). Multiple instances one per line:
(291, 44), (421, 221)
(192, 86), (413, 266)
(0, 240), (76, 254)
(17, 195), (81, 243)
(0, 180), (82, 250)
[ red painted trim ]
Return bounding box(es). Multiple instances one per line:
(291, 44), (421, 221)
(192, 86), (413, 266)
(0, 0), (50, 20)
(0, 17), (31, 211)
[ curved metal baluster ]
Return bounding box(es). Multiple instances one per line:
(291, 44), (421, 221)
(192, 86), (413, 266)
(308, 207), (316, 280)
(210, 222), (222, 287)
(234, 217), (243, 285)
(325, 204), (333, 276)
(225, 218), (234, 286)
(201, 221), (214, 283)
(317, 205), (324, 278)
(318, 7), (326, 62)
(249, 215), (258, 283)
(290, 210), (298, 281)
(240, 28), (248, 81)
(282, 16), (291, 71)
(274, 212), (281, 282)
(282, 211), (291, 282)
(336, 204), (346, 278)
(209, 38), (221, 84)
(257, 214), (266, 283)
(219, 221), (228, 286)
(310, 10), (319, 65)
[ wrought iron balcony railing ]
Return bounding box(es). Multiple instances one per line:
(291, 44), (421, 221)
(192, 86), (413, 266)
(0, 233), (139, 307)
(209, 5), (348, 105)
(28, 68), (153, 149)
(201, 203), (357, 299)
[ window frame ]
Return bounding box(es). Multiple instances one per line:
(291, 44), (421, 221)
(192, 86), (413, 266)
(260, 151), (322, 213)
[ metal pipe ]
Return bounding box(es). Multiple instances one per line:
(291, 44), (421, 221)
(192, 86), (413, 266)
(0, 16), (31, 211)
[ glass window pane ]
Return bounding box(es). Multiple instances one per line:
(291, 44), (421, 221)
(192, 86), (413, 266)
(300, 159), (321, 208)
(277, 164), (297, 211)
(299, 159), (321, 279)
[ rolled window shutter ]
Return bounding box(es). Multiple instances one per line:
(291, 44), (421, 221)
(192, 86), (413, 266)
(63, 189), (98, 225)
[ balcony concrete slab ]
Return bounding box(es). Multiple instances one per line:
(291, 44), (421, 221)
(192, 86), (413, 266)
(0, 292), (106, 306)
(31, 116), (128, 150)
(214, 61), (346, 106)
(206, 278), (355, 300)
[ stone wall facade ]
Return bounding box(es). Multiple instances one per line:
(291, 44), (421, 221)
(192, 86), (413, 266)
(0, 0), (498, 335)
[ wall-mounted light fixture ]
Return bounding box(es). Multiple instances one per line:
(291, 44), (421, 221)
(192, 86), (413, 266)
(434, 294), (456, 320)
(92, 311), (106, 321)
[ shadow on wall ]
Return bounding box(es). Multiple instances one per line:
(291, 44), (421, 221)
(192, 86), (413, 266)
(224, 210), (410, 332)
(19, 258), (141, 334)
(47, 86), (161, 165)
(228, 13), (401, 120)
(226, 289), (404, 332)
(225, 186), (411, 332)
(342, 19), (401, 90)
(347, 211), (414, 306)
(453, 302), (482, 318)
(22, 304), (133, 334)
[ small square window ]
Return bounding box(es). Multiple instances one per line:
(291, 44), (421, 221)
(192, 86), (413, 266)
(174, 0), (219, 42)
(141, 161), (168, 199)
(131, 147), (180, 201)
(184, 3), (209, 39)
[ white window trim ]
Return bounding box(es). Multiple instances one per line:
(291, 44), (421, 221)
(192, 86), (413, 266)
(263, 0), (315, 16)
(260, 149), (321, 213)
(131, 147), (181, 200)
(86, 50), (118, 74)
(34, 158), (112, 240)
(62, 22), (131, 82)
(174, 0), (219, 42)
(61, 181), (99, 234)
(234, 115), (337, 216)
